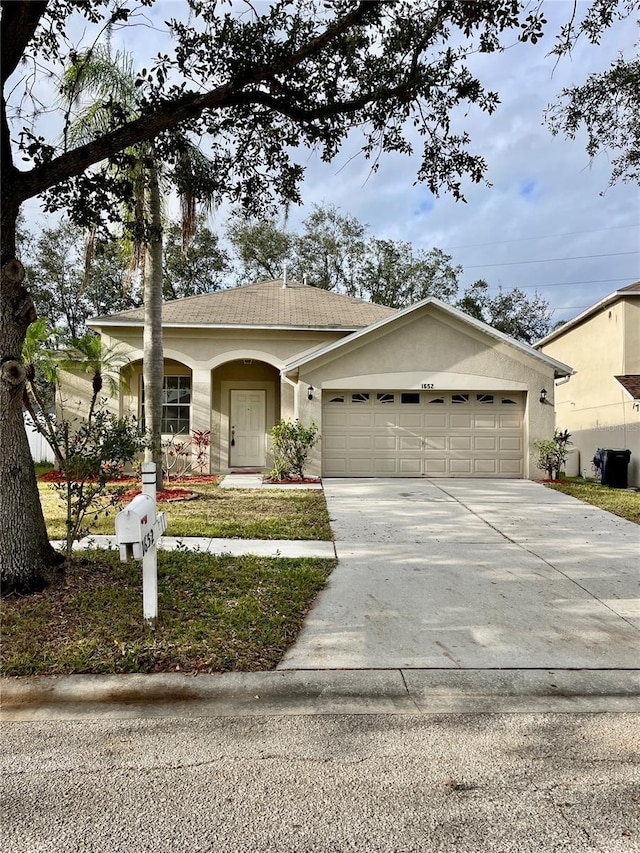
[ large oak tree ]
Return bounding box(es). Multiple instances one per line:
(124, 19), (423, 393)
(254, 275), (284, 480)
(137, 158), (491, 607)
(0, 0), (631, 591)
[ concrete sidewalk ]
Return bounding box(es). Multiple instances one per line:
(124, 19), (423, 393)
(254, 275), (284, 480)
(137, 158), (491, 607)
(51, 534), (335, 558)
(219, 473), (322, 489)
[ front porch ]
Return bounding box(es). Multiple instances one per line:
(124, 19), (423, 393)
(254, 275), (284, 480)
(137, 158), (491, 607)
(128, 357), (297, 475)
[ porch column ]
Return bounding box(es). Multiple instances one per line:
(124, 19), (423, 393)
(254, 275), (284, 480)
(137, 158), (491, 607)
(280, 374), (295, 421)
(191, 368), (212, 473)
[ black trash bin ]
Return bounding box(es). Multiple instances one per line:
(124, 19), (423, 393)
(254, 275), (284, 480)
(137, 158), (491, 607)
(601, 449), (632, 488)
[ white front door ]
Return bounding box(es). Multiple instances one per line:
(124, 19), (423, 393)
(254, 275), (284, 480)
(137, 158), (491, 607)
(230, 389), (266, 468)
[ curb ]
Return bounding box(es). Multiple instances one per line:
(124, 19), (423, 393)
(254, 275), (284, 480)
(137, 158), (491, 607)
(2, 669), (639, 721)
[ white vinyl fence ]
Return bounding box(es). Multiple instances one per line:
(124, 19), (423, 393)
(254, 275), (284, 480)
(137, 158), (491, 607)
(24, 413), (56, 464)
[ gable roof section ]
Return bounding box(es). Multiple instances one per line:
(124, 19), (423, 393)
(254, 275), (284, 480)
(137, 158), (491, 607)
(88, 278), (395, 331)
(285, 296), (573, 377)
(615, 375), (640, 400)
(535, 282), (640, 348)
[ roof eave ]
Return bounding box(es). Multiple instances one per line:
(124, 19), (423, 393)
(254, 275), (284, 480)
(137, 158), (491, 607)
(614, 375), (640, 401)
(535, 288), (640, 348)
(87, 318), (367, 333)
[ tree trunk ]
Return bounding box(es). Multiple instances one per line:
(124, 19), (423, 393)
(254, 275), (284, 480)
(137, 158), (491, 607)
(142, 158), (164, 491)
(0, 201), (64, 594)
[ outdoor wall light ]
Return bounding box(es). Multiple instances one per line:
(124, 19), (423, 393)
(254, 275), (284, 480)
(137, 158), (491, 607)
(307, 385), (314, 400)
(539, 388), (548, 404)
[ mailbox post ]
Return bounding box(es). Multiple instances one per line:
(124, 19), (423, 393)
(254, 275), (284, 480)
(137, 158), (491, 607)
(115, 462), (167, 623)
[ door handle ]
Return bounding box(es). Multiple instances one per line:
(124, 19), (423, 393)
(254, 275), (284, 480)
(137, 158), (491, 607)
(231, 425), (235, 447)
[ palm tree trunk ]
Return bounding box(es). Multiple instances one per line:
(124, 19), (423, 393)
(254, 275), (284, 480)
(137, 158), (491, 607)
(142, 157), (164, 491)
(0, 200), (63, 593)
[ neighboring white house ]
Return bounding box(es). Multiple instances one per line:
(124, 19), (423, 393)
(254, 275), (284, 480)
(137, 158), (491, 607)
(74, 277), (572, 479)
(536, 282), (640, 488)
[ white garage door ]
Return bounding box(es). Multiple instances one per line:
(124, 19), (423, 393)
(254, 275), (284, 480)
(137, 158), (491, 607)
(322, 390), (525, 477)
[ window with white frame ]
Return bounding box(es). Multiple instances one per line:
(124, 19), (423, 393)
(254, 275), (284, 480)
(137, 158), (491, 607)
(141, 375), (191, 434)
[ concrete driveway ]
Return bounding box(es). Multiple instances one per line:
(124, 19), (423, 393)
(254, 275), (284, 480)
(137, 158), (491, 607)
(279, 479), (639, 670)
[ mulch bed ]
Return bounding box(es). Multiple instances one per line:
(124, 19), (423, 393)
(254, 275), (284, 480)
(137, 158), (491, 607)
(120, 487), (199, 503)
(38, 472), (218, 502)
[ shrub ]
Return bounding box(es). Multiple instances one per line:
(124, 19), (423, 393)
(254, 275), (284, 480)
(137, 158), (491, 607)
(533, 428), (572, 480)
(53, 407), (147, 556)
(192, 429), (211, 474)
(267, 420), (319, 481)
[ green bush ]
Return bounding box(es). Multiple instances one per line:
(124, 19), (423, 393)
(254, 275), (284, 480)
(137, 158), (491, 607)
(267, 420), (319, 481)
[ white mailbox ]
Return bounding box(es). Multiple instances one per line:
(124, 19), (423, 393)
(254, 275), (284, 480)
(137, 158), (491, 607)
(115, 493), (166, 561)
(115, 463), (167, 623)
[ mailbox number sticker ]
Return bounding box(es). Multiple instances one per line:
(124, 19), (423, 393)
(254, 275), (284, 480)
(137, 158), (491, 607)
(141, 529), (156, 556)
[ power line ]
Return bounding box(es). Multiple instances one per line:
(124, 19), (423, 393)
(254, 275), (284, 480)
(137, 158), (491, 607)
(445, 223), (639, 251)
(485, 276), (636, 290)
(465, 251), (638, 269)
(552, 306), (591, 311)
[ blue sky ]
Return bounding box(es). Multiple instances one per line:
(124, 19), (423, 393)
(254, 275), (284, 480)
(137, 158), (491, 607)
(16, 0), (640, 325)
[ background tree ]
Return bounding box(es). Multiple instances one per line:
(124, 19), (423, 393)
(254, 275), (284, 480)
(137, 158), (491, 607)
(84, 237), (139, 318)
(1, 0), (630, 591)
(456, 280), (552, 344)
(163, 217), (230, 300)
(226, 216), (292, 284)
(362, 242), (462, 308)
(294, 205), (368, 294)
(25, 220), (88, 338)
(23, 220), (138, 334)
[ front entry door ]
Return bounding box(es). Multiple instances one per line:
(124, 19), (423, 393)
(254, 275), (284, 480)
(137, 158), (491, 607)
(230, 389), (266, 468)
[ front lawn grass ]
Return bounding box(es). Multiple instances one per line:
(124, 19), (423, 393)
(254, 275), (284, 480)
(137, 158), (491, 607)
(39, 482), (333, 540)
(545, 478), (640, 525)
(1, 549), (335, 676)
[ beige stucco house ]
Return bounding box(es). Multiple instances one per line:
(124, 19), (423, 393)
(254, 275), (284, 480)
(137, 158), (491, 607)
(83, 277), (572, 479)
(536, 282), (640, 487)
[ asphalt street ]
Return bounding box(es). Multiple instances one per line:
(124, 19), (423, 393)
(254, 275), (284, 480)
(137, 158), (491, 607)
(2, 712), (639, 853)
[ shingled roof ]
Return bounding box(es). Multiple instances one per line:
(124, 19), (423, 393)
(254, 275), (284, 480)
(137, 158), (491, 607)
(615, 375), (640, 400)
(90, 279), (396, 330)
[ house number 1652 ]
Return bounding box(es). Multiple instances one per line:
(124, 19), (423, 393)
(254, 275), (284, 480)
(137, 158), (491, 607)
(421, 383), (434, 389)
